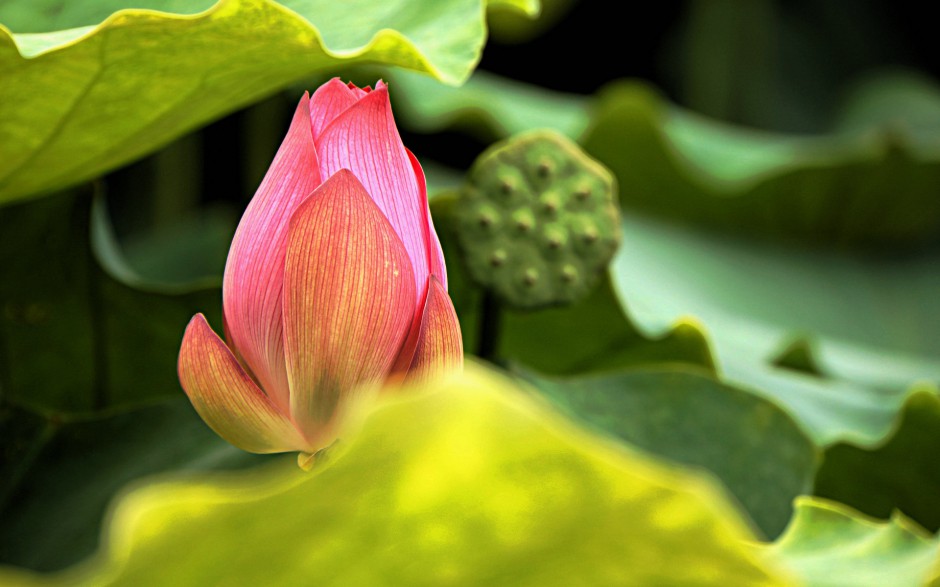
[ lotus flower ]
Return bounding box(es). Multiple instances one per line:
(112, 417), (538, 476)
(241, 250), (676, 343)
(178, 79), (462, 462)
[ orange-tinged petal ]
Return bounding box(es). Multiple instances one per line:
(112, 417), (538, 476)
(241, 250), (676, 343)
(283, 169), (416, 442)
(178, 314), (308, 454)
(403, 276), (463, 384)
(222, 94), (321, 414)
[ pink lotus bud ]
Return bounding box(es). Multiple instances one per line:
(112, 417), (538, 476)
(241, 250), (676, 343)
(177, 80), (462, 461)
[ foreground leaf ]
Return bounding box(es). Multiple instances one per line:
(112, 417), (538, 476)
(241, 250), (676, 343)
(517, 367), (818, 538)
(0, 366), (789, 585)
(0, 0), (537, 203)
(768, 498), (940, 587)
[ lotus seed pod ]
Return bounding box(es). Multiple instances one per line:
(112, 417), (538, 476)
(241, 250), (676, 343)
(455, 129), (621, 308)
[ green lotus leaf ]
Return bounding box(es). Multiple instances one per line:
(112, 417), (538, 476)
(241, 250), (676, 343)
(815, 391), (940, 533)
(0, 365), (790, 586)
(516, 366), (818, 538)
(0, 399), (265, 571)
(768, 497), (940, 587)
(0, 0), (537, 204)
(0, 191), (226, 412)
(499, 273), (713, 374)
(584, 76), (940, 248)
(0, 189), (266, 572)
(610, 213), (940, 446)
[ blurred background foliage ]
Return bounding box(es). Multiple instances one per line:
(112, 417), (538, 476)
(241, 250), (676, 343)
(2, 0), (940, 584)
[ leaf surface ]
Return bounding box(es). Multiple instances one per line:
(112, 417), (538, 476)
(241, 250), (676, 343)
(518, 366), (818, 538)
(0, 0), (537, 203)
(0, 366), (789, 585)
(768, 498), (940, 587)
(610, 213), (940, 446)
(0, 398), (266, 571)
(815, 391), (940, 533)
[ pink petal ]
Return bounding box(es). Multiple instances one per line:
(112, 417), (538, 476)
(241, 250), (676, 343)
(308, 78), (363, 142)
(402, 276), (463, 384)
(282, 169), (416, 442)
(315, 83), (432, 298)
(347, 81), (371, 97)
(178, 314), (308, 453)
(222, 94), (321, 413)
(388, 278), (430, 376)
(407, 148), (448, 290)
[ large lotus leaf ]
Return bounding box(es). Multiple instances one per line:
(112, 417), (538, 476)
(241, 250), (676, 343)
(0, 191), (227, 412)
(815, 391), (940, 533)
(0, 0), (537, 204)
(583, 77), (940, 248)
(768, 497), (940, 587)
(0, 365), (789, 586)
(395, 70), (940, 247)
(0, 398), (266, 571)
(517, 367), (818, 539)
(610, 212), (940, 447)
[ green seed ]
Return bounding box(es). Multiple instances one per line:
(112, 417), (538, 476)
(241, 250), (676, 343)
(512, 209), (535, 232)
(499, 176), (515, 195)
(581, 224), (599, 244)
(561, 265), (578, 283)
(540, 191), (561, 215)
(543, 225), (567, 250)
(535, 158), (554, 177)
(522, 268), (539, 286)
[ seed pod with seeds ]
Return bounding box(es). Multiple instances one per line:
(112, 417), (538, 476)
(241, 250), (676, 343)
(455, 129), (621, 309)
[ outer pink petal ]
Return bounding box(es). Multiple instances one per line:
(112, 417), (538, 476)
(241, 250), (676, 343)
(222, 94), (321, 414)
(403, 276), (463, 384)
(407, 148), (448, 290)
(178, 314), (308, 454)
(315, 83), (431, 298)
(283, 169), (416, 443)
(388, 278), (430, 376)
(308, 78), (362, 142)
